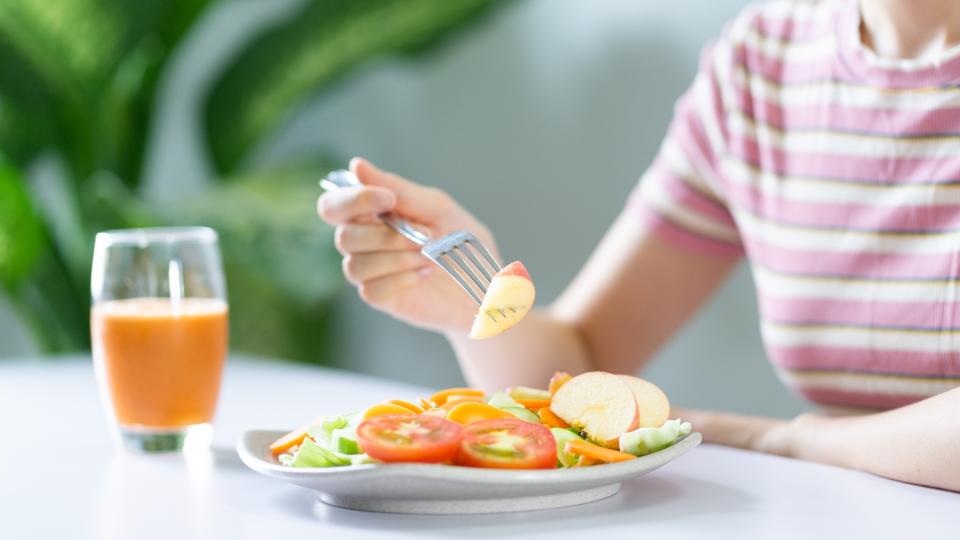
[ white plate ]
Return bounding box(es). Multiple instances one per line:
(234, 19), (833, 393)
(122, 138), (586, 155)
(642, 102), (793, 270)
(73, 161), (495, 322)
(238, 429), (701, 514)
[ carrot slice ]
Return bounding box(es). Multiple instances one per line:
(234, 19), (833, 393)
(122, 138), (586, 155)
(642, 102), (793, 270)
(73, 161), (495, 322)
(429, 387), (485, 406)
(549, 372), (572, 396)
(418, 398), (435, 411)
(269, 428), (309, 456)
(388, 399), (423, 413)
(537, 407), (570, 428)
(564, 440), (636, 463)
(440, 395), (486, 411)
(363, 402), (416, 420)
(269, 416), (323, 456)
(446, 402), (514, 425)
(516, 398), (552, 410)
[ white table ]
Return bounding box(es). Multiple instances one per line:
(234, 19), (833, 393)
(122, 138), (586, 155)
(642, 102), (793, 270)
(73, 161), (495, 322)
(1, 356), (956, 539)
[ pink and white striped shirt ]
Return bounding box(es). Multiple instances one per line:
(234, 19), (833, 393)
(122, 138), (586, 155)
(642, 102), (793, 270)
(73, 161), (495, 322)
(632, 0), (960, 409)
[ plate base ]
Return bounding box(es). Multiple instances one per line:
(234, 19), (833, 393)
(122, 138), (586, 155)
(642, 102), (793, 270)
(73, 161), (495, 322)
(318, 482), (622, 514)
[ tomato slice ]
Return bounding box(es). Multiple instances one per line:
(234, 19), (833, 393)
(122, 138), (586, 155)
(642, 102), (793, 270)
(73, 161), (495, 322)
(356, 414), (462, 463)
(455, 418), (557, 469)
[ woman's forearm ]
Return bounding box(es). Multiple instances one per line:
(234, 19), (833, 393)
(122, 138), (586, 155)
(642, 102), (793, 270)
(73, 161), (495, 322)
(445, 213), (738, 392)
(684, 387), (960, 492)
(784, 388), (960, 491)
(446, 309), (592, 392)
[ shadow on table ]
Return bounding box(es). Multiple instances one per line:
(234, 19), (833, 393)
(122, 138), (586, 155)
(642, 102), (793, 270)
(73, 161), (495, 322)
(211, 446), (247, 471)
(273, 473), (753, 536)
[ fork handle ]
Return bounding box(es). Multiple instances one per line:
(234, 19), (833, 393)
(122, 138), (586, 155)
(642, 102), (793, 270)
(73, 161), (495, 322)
(320, 170), (430, 246)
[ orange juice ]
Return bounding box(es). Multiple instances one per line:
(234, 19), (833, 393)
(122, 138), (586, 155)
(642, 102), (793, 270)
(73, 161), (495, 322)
(91, 297), (228, 428)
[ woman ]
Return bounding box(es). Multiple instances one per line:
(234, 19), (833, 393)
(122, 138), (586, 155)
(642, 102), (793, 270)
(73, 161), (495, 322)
(317, 0), (960, 491)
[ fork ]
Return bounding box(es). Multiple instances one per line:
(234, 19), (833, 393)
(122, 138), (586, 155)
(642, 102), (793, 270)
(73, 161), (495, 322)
(320, 170), (504, 318)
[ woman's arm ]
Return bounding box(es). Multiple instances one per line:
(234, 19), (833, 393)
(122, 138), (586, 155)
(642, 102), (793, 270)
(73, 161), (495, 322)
(448, 211), (738, 390)
(679, 387), (960, 492)
(317, 158), (737, 390)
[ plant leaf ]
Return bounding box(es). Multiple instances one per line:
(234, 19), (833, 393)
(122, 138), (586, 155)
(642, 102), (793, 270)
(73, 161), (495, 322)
(150, 167), (344, 362)
(96, 0), (213, 187)
(0, 156), (45, 289)
(6, 249), (92, 352)
(0, 0), (210, 102)
(0, 0), (213, 185)
(204, 0), (509, 174)
(0, 41), (57, 168)
(155, 169), (342, 304)
(0, 158), (88, 351)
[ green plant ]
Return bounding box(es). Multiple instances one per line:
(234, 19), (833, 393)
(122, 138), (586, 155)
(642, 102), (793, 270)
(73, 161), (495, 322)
(0, 0), (507, 361)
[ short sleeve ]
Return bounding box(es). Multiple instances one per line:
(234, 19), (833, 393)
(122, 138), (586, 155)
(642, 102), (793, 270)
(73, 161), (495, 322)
(628, 35), (744, 258)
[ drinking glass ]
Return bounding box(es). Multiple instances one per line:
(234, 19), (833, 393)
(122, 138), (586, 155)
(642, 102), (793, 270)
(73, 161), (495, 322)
(91, 227), (228, 452)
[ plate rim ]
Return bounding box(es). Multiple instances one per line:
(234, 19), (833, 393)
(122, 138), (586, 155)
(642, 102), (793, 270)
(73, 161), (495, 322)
(237, 428), (701, 484)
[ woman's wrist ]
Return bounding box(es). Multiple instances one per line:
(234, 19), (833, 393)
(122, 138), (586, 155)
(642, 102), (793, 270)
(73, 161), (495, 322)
(675, 408), (789, 454)
(757, 413), (814, 458)
(778, 412), (859, 469)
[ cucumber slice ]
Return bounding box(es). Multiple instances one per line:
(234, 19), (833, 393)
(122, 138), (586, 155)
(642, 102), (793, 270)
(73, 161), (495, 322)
(550, 427), (585, 467)
(331, 427), (361, 455)
(502, 406), (540, 423)
(487, 391), (522, 409)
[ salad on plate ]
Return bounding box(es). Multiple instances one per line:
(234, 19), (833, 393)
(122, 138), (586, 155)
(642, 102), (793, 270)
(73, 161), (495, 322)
(270, 371), (692, 470)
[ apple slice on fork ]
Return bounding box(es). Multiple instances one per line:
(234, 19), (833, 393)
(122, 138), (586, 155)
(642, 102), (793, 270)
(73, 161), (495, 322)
(468, 261), (536, 339)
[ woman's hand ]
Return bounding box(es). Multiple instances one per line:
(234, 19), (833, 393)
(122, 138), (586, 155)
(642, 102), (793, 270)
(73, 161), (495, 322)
(671, 407), (793, 456)
(317, 158), (499, 334)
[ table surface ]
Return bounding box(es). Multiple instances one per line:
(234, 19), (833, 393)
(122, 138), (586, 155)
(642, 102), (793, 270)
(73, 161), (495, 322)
(1, 355), (957, 540)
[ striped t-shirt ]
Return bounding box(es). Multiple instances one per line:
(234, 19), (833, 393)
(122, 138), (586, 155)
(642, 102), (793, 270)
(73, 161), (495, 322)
(632, 0), (960, 409)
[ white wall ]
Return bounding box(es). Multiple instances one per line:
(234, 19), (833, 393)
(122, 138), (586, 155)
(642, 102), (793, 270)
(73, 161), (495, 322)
(1, 0), (811, 418)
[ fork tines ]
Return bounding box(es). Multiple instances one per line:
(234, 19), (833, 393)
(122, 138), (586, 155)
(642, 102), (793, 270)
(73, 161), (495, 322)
(422, 231), (501, 309)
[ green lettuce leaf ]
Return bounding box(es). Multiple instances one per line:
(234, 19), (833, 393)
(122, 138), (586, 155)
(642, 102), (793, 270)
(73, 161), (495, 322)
(290, 437), (351, 468)
(288, 412), (366, 466)
(618, 419), (693, 457)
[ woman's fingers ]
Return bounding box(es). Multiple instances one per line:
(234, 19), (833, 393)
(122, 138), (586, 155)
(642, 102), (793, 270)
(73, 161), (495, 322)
(342, 251), (430, 285)
(334, 224), (421, 255)
(357, 270), (421, 308)
(351, 158), (454, 220)
(319, 157), (458, 229)
(317, 186), (396, 225)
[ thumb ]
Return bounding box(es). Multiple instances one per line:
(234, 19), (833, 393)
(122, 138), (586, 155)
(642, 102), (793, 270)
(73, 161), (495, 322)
(350, 157), (450, 221)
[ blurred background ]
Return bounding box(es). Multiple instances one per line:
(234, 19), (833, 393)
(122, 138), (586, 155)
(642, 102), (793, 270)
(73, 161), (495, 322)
(0, 0), (810, 417)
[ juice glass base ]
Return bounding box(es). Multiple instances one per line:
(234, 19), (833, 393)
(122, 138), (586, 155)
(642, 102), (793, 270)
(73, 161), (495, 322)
(119, 423), (213, 453)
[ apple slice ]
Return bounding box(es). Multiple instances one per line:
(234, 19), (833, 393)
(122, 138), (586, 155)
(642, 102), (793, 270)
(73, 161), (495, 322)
(618, 375), (670, 429)
(468, 261), (535, 339)
(549, 372), (639, 448)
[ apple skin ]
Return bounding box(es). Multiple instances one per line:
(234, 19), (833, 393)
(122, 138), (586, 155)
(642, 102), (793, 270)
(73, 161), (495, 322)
(498, 261), (531, 281)
(549, 371), (639, 448)
(468, 261), (535, 340)
(617, 375), (670, 429)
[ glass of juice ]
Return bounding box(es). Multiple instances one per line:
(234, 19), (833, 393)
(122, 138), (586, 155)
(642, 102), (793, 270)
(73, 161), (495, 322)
(91, 227), (228, 452)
